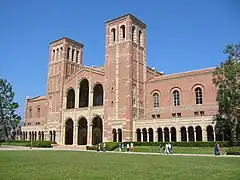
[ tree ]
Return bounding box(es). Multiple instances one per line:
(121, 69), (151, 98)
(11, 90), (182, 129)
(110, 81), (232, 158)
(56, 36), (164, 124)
(213, 43), (240, 143)
(0, 79), (21, 140)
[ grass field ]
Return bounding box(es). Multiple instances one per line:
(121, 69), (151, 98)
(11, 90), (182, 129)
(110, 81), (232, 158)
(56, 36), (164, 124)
(0, 150), (239, 180)
(131, 146), (228, 155)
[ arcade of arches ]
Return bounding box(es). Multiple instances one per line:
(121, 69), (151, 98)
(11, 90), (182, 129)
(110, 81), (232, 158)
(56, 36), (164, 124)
(135, 125), (230, 142)
(64, 116), (103, 145)
(19, 131), (45, 141)
(66, 79), (103, 109)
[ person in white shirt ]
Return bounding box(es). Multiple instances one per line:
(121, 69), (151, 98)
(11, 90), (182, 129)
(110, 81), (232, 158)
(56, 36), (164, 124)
(130, 143), (134, 152)
(126, 143), (130, 152)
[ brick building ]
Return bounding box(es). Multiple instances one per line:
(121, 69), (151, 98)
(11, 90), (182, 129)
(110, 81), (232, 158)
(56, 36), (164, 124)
(21, 13), (222, 146)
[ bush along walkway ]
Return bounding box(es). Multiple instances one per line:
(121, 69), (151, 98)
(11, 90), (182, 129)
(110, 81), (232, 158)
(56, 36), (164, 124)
(0, 145), (239, 158)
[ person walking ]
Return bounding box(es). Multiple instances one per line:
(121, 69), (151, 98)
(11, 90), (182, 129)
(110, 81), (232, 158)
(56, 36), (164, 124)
(130, 142), (134, 152)
(126, 143), (130, 152)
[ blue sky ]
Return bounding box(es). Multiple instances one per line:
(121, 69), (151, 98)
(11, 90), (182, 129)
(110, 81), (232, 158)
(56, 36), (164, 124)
(0, 0), (239, 122)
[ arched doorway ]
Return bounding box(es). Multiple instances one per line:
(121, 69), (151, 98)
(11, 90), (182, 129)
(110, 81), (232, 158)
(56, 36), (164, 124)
(148, 128), (153, 142)
(65, 119), (74, 145)
(49, 131), (52, 141)
(136, 129), (141, 142)
(53, 131), (56, 142)
(66, 89), (75, 109)
(112, 129), (117, 142)
(79, 79), (89, 108)
(157, 128), (163, 142)
(164, 127), (169, 142)
(78, 118), (88, 145)
(188, 126), (194, 141)
(195, 126), (202, 141)
(118, 129), (122, 142)
(93, 84), (103, 106)
(41, 131), (44, 141)
(170, 127), (176, 142)
(181, 127), (187, 141)
(142, 128), (147, 142)
(92, 116), (103, 145)
(207, 125), (214, 141)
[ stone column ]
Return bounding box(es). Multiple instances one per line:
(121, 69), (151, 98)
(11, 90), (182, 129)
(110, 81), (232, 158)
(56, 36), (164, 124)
(169, 132), (172, 142)
(177, 131), (181, 142)
(73, 125), (78, 145)
(147, 132), (149, 142)
(162, 132), (165, 142)
(213, 131), (216, 141)
(62, 125), (66, 145)
(87, 123), (92, 145)
(89, 89), (93, 107)
(154, 131), (158, 142)
(141, 132), (144, 142)
(186, 131), (189, 142)
(117, 132), (119, 142)
(202, 129), (207, 141)
(75, 86), (80, 108)
(194, 131), (196, 142)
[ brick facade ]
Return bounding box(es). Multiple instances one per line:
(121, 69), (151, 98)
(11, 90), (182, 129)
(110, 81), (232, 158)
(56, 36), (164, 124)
(21, 14), (220, 146)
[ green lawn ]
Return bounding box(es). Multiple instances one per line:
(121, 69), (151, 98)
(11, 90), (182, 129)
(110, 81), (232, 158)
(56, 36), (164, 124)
(0, 151), (239, 180)
(131, 146), (228, 155)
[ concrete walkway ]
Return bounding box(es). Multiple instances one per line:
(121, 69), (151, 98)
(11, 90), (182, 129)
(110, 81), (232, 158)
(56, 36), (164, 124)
(0, 145), (239, 158)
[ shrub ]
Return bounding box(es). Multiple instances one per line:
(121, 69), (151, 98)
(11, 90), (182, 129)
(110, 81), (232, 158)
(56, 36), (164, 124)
(26, 141), (56, 148)
(226, 147), (240, 155)
(86, 142), (119, 151)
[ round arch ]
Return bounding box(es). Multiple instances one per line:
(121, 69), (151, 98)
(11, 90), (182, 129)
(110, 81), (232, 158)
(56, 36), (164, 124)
(79, 79), (89, 108)
(65, 119), (74, 145)
(93, 83), (103, 106)
(66, 88), (75, 109)
(92, 116), (103, 145)
(78, 117), (88, 145)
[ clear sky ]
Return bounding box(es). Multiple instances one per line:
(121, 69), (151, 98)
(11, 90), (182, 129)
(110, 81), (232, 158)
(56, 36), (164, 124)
(0, 0), (239, 123)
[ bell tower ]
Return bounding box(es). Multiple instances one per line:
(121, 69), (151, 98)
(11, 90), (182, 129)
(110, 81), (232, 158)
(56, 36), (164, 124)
(104, 14), (147, 142)
(45, 37), (84, 142)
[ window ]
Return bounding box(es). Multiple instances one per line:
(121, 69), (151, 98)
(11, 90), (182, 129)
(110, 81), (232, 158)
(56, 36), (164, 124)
(132, 26), (136, 42)
(37, 107), (40, 118)
(157, 114), (160, 118)
(120, 25), (125, 39)
(195, 87), (203, 104)
(172, 113), (176, 118)
(72, 49), (75, 61)
(140, 101), (143, 107)
(52, 50), (55, 60)
(152, 115), (156, 119)
(56, 48), (59, 59)
(111, 28), (116, 42)
(153, 93), (159, 108)
(194, 111), (199, 116)
(177, 113), (181, 118)
(111, 101), (114, 107)
(200, 111), (205, 116)
(139, 30), (142, 45)
(173, 90), (180, 106)
(29, 109), (32, 119)
(76, 50), (79, 63)
(67, 47), (70, 60)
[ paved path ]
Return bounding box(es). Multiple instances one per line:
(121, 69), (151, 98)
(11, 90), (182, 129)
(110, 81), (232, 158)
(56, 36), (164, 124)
(0, 145), (239, 158)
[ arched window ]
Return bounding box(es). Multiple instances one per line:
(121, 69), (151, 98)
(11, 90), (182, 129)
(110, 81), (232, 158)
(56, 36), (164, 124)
(76, 50), (79, 63)
(67, 47), (70, 60)
(173, 90), (180, 106)
(195, 87), (203, 104)
(37, 107), (40, 118)
(153, 93), (159, 108)
(138, 30), (142, 45)
(66, 89), (75, 109)
(132, 26), (136, 42)
(71, 49), (75, 61)
(29, 109), (32, 119)
(111, 28), (116, 42)
(120, 25), (125, 39)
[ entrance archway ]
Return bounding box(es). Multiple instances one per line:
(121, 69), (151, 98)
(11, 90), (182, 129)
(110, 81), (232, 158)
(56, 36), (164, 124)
(164, 127), (169, 142)
(207, 125), (214, 141)
(78, 118), (88, 145)
(181, 127), (187, 141)
(157, 128), (163, 142)
(118, 129), (122, 142)
(188, 126), (194, 141)
(112, 129), (117, 142)
(148, 128), (153, 142)
(65, 119), (73, 145)
(142, 128), (147, 142)
(196, 126), (202, 141)
(170, 127), (176, 142)
(92, 116), (103, 145)
(136, 129), (141, 142)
